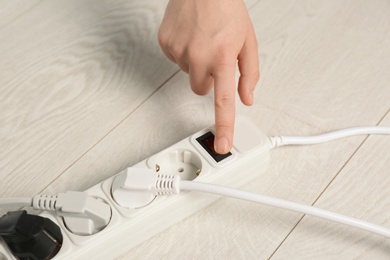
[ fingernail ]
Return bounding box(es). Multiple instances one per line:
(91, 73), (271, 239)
(216, 137), (229, 154)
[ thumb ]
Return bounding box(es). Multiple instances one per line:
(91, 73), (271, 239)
(237, 26), (259, 106)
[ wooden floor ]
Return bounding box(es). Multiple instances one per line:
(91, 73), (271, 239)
(1, 0), (389, 259)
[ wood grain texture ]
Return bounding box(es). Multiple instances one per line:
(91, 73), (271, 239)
(47, 72), (365, 259)
(0, 0), (42, 29)
(41, 0), (389, 258)
(0, 0), (389, 259)
(0, 0), (177, 207)
(271, 113), (390, 259)
(253, 0), (390, 130)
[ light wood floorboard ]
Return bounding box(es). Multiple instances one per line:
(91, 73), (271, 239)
(1, 0), (389, 259)
(271, 112), (390, 259)
(0, 0), (177, 203)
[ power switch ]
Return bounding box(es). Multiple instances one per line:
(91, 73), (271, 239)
(196, 131), (232, 162)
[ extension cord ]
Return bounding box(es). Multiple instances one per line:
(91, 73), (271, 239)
(0, 116), (270, 259)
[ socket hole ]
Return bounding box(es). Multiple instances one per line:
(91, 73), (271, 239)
(154, 149), (202, 180)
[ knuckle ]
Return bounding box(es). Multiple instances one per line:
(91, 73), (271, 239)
(170, 44), (185, 59)
(217, 42), (233, 54)
(157, 29), (168, 47)
(241, 69), (260, 83)
(216, 43), (234, 57)
(252, 70), (260, 82)
(187, 48), (203, 66)
(215, 94), (234, 109)
(213, 48), (236, 70)
(215, 53), (231, 65)
(157, 33), (186, 59)
(215, 120), (232, 131)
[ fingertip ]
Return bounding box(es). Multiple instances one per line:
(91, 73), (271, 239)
(214, 122), (234, 155)
(214, 136), (231, 154)
(238, 73), (258, 106)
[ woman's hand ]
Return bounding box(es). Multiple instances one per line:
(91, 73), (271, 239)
(158, 0), (259, 154)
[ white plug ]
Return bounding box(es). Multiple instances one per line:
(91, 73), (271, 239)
(111, 168), (180, 209)
(33, 191), (111, 236)
(2, 117), (387, 259)
(5, 116), (270, 259)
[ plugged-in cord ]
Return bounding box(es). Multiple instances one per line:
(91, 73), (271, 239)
(0, 197), (32, 207)
(111, 126), (390, 238)
(3, 126), (390, 238)
(112, 170), (390, 238)
(269, 126), (390, 148)
(0, 191), (111, 236)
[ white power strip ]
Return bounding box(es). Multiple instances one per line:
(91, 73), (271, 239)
(0, 116), (270, 259)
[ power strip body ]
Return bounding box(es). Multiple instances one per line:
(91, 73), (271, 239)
(0, 117), (270, 259)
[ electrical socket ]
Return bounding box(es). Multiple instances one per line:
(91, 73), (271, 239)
(0, 116), (270, 259)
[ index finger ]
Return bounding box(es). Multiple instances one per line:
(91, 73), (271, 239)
(213, 62), (237, 154)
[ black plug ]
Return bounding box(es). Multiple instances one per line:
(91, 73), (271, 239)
(0, 211), (63, 260)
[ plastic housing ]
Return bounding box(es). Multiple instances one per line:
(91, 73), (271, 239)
(0, 116), (270, 259)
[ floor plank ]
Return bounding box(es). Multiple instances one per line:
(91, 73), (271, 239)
(42, 0), (390, 252)
(43, 71), (368, 259)
(1, 0), (389, 259)
(0, 0), (42, 29)
(252, 0), (390, 130)
(271, 112), (390, 259)
(0, 0), (177, 202)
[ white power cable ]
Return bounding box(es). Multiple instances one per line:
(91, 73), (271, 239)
(179, 180), (390, 238)
(269, 126), (390, 148)
(3, 126), (390, 238)
(0, 198), (32, 207)
(111, 170), (390, 239)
